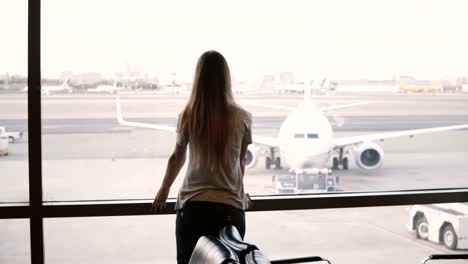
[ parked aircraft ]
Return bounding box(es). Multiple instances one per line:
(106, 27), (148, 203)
(88, 81), (121, 94)
(397, 80), (441, 93)
(274, 78), (335, 94)
(23, 79), (72, 95)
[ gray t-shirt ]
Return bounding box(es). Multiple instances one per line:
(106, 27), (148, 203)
(174, 106), (253, 210)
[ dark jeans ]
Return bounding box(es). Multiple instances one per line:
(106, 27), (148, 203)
(175, 201), (246, 264)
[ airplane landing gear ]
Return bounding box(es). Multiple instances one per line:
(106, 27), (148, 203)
(275, 157), (282, 169)
(265, 147), (281, 170)
(332, 157), (339, 170)
(266, 157), (272, 170)
(342, 157), (349, 170)
(332, 147), (349, 170)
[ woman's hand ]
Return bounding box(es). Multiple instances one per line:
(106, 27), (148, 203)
(152, 186), (170, 213)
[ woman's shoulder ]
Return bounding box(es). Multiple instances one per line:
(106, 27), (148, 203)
(233, 104), (252, 122)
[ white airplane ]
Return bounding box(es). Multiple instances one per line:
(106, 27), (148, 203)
(23, 79), (72, 95)
(274, 82), (309, 94)
(274, 78), (336, 95)
(232, 82), (259, 94)
(88, 81), (121, 94)
(157, 84), (189, 94)
(115, 86), (468, 171)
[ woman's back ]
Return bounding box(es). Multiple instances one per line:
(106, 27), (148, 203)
(175, 105), (252, 210)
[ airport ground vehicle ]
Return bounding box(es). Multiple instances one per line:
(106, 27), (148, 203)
(272, 168), (337, 194)
(408, 203), (468, 250)
(0, 126), (23, 143)
(0, 135), (9, 156)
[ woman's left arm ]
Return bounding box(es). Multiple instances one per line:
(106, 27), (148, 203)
(152, 142), (187, 212)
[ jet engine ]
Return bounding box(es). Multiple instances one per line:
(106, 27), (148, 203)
(245, 144), (259, 169)
(353, 141), (384, 170)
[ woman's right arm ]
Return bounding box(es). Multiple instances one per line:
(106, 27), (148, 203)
(153, 115), (189, 212)
(152, 142), (187, 212)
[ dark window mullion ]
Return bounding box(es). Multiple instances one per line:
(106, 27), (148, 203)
(28, 0), (44, 263)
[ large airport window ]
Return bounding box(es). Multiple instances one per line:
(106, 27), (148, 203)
(0, 1), (29, 203)
(5, 1), (468, 264)
(40, 0), (468, 202)
(0, 219), (31, 264)
(41, 204), (468, 263)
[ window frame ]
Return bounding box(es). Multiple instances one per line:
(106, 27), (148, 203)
(0, 1), (466, 264)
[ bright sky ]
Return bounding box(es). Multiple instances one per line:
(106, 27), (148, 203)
(1, 0), (468, 80)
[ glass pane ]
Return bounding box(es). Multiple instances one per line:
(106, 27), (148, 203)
(42, 0), (468, 202)
(44, 204), (468, 263)
(0, 1), (29, 203)
(45, 215), (177, 263)
(0, 219), (31, 264)
(249, 205), (468, 263)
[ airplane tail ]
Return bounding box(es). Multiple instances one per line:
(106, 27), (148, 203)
(304, 77), (327, 103)
(62, 79), (72, 93)
(321, 78), (328, 88)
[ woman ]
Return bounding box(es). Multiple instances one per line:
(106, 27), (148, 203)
(152, 50), (253, 264)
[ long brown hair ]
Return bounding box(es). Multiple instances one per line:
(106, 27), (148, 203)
(179, 50), (238, 170)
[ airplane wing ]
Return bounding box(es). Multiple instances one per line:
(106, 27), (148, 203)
(116, 97), (176, 132)
(334, 124), (468, 147)
(116, 97), (279, 147)
(252, 135), (279, 147)
(320, 102), (370, 111)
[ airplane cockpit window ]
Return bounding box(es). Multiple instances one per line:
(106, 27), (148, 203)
(307, 133), (319, 139)
(294, 134), (305, 138)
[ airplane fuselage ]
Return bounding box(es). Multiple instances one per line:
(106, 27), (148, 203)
(88, 86), (118, 94)
(41, 80), (71, 95)
(277, 103), (333, 169)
